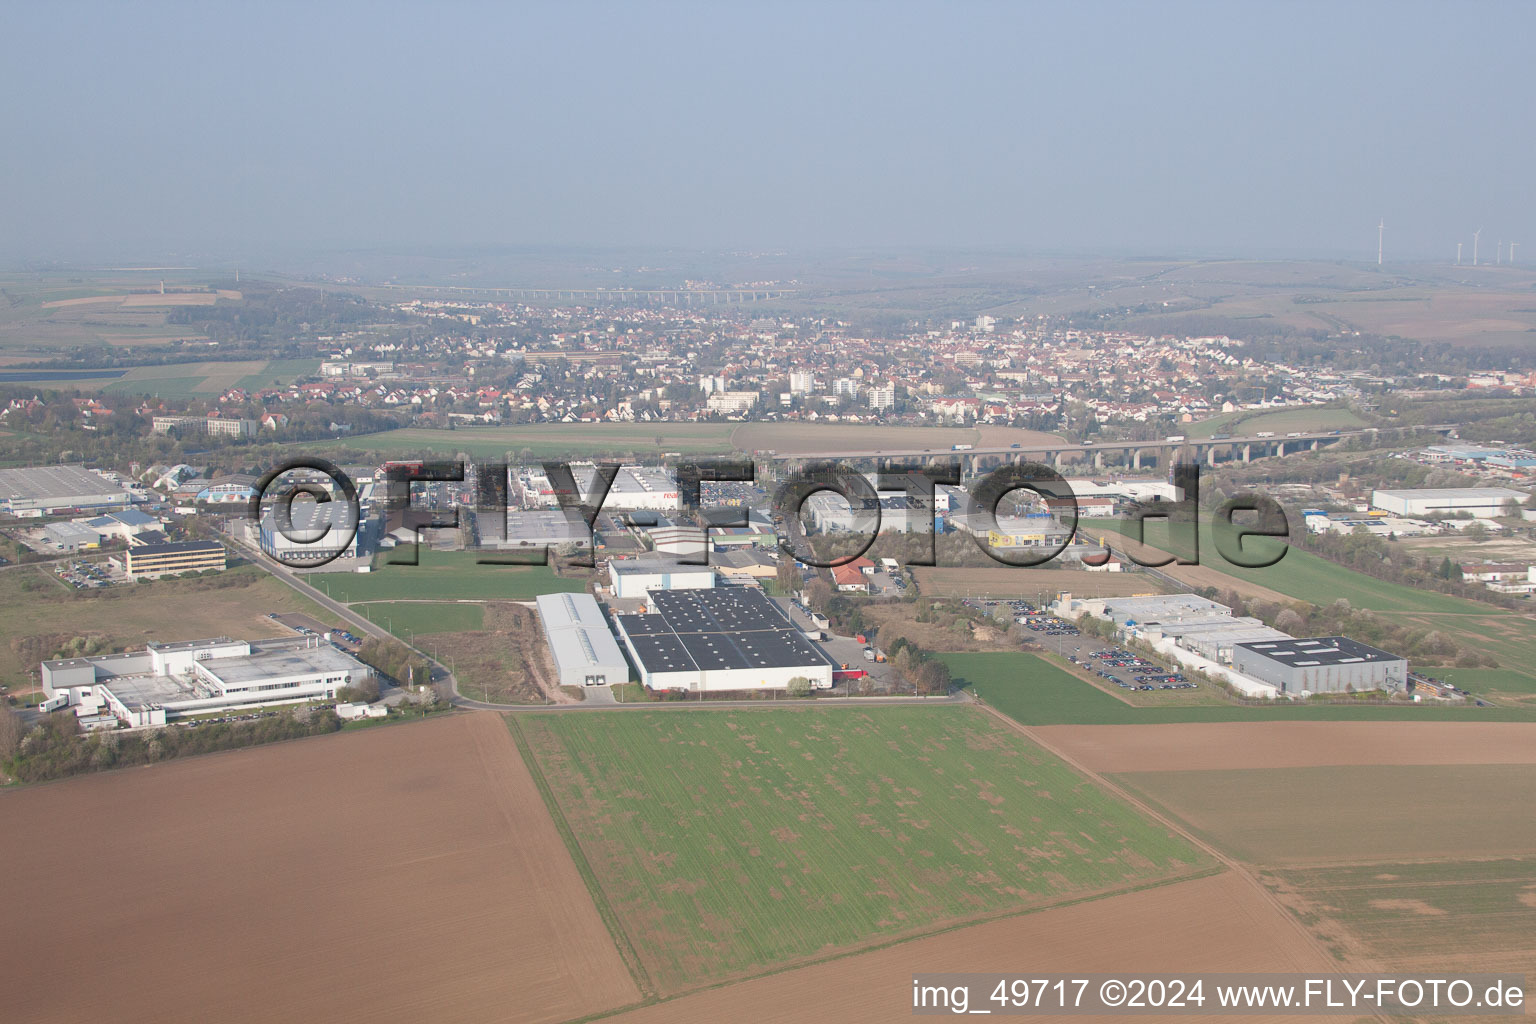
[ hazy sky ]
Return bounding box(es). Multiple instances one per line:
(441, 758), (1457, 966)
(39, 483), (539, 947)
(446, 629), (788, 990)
(2, 1), (1530, 263)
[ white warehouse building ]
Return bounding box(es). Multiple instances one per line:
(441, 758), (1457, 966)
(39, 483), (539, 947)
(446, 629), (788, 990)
(534, 592), (630, 687)
(608, 555), (716, 601)
(1370, 487), (1526, 518)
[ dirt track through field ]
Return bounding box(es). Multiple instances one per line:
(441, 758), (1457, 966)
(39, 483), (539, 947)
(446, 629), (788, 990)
(1034, 722), (1536, 773)
(602, 870), (1328, 1024)
(1, 713), (638, 1024)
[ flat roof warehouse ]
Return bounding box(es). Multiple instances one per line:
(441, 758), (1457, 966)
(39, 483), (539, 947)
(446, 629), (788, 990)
(1234, 636), (1401, 667)
(0, 464), (132, 513)
(614, 588), (834, 691)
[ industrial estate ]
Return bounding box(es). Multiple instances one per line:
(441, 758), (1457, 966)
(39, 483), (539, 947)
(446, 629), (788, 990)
(6, 4), (1536, 1019)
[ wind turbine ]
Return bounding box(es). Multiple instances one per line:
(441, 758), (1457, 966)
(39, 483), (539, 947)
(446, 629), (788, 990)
(1497, 240), (1503, 265)
(1473, 228), (1482, 266)
(1456, 242), (1463, 266)
(1377, 220), (1384, 266)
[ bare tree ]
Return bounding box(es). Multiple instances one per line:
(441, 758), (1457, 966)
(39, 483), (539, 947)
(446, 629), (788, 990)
(0, 702), (22, 761)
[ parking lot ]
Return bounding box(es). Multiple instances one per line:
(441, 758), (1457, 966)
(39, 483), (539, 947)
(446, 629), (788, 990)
(55, 559), (126, 590)
(965, 599), (1200, 697)
(269, 612), (364, 650)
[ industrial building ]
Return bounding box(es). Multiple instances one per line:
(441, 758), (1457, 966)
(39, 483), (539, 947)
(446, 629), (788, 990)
(84, 508), (162, 542)
(40, 636), (370, 727)
(43, 521), (102, 551)
(259, 500), (360, 564)
(1370, 487), (1527, 518)
(520, 464), (681, 512)
(534, 592), (629, 687)
(1054, 593), (1290, 698)
(0, 464), (132, 515)
(479, 509), (589, 552)
(614, 587), (833, 692)
(123, 540), (227, 579)
(1232, 637), (1407, 695)
(608, 554), (716, 600)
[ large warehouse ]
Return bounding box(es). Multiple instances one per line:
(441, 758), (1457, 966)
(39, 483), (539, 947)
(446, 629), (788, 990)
(0, 464), (132, 515)
(1370, 487), (1527, 518)
(521, 464), (681, 512)
(614, 588), (833, 692)
(40, 636), (370, 727)
(259, 500), (360, 564)
(534, 592), (629, 687)
(1231, 636), (1407, 695)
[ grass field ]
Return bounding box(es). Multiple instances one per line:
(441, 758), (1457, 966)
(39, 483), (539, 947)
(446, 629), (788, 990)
(512, 706), (1210, 992)
(234, 358), (321, 391)
(306, 550), (587, 602)
(944, 653), (1536, 724)
(1188, 406), (1367, 439)
(0, 564), (331, 690)
(352, 600), (485, 636)
(300, 423), (739, 459)
(0, 357), (315, 395)
(1113, 764), (1536, 865)
(1263, 859), (1536, 971)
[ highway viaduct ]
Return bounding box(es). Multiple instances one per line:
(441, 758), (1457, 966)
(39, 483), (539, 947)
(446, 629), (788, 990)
(763, 425), (1457, 475)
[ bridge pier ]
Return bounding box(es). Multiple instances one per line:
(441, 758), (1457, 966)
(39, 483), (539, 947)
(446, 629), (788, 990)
(1243, 443), (1252, 463)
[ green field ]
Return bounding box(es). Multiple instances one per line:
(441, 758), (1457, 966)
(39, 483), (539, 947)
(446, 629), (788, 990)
(1115, 765), (1536, 865)
(352, 600), (485, 636)
(1263, 859), (1536, 968)
(1188, 405), (1367, 439)
(943, 653), (1536, 724)
(305, 551), (587, 602)
(233, 358), (322, 391)
(298, 423), (738, 459)
(512, 706), (1209, 992)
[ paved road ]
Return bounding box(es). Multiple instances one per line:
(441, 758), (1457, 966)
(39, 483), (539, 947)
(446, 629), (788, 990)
(453, 689), (974, 713)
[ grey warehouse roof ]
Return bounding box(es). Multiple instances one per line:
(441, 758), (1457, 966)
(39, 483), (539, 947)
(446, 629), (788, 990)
(616, 588), (831, 675)
(1234, 636), (1402, 667)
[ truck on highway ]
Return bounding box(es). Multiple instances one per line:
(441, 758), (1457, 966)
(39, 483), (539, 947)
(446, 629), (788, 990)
(1286, 431), (1303, 437)
(951, 443), (973, 451)
(1164, 435), (1186, 443)
(1255, 431), (1275, 437)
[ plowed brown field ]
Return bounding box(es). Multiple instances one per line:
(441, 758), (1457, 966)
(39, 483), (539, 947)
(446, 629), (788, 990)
(603, 869), (1326, 1024)
(1034, 722), (1536, 773)
(1, 713), (639, 1024)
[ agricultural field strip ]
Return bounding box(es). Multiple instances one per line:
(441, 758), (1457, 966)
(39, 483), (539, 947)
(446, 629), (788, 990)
(1262, 859), (1536, 973)
(1109, 764), (1536, 868)
(975, 704), (1365, 976)
(595, 870), (1333, 1024)
(512, 706), (1216, 995)
(1032, 722), (1536, 773)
